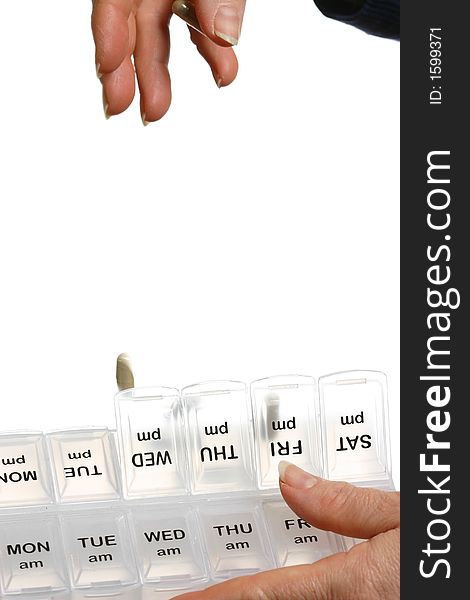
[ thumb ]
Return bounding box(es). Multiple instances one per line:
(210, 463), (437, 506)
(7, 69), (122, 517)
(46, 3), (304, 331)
(173, 0), (246, 46)
(279, 461), (400, 540)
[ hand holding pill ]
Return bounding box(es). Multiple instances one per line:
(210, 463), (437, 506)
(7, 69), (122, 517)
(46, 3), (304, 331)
(91, 0), (246, 123)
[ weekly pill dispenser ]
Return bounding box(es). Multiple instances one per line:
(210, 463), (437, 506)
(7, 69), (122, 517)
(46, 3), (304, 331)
(0, 360), (393, 599)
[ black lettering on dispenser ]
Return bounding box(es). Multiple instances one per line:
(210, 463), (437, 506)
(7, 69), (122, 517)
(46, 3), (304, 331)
(0, 470), (38, 484)
(284, 518), (312, 531)
(19, 560), (44, 569)
(156, 547), (181, 556)
(226, 541), (250, 550)
(336, 434), (372, 452)
(271, 417), (297, 431)
(1, 454), (25, 466)
(213, 523), (253, 536)
(294, 535), (318, 544)
(137, 430), (161, 442)
(200, 445), (239, 462)
(88, 553), (113, 563)
(144, 529), (186, 543)
(132, 451), (172, 467)
(67, 450), (91, 460)
(204, 421), (229, 435)
(7, 541), (50, 555)
(270, 441), (303, 457)
(77, 536), (117, 548)
(340, 411), (365, 426)
(64, 465), (103, 478)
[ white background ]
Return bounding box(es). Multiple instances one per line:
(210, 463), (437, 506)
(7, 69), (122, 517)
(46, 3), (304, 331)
(0, 1), (400, 486)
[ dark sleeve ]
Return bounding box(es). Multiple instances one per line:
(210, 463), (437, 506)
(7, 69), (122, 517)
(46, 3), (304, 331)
(313, 0), (400, 40)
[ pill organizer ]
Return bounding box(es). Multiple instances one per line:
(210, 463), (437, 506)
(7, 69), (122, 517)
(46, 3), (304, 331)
(0, 370), (393, 599)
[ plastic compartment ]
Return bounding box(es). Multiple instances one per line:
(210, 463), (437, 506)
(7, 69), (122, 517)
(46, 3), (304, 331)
(0, 514), (68, 596)
(115, 388), (189, 500)
(262, 499), (344, 567)
(198, 499), (275, 580)
(182, 382), (255, 494)
(130, 504), (208, 589)
(0, 432), (54, 509)
(47, 429), (121, 504)
(251, 376), (321, 489)
(60, 509), (139, 590)
(0, 370), (394, 596)
(318, 371), (392, 486)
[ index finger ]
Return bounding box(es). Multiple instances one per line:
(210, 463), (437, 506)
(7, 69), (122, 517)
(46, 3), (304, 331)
(170, 552), (349, 600)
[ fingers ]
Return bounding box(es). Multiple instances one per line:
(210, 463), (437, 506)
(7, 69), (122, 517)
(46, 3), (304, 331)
(170, 553), (349, 600)
(174, 0), (246, 46)
(188, 28), (238, 87)
(91, 0), (132, 75)
(279, 462), (400, 540)
(134, 2), (173, 123)
(92, 1), (136, 117)
(101, 56), (136, 118)
(93, 0), (244, 122)
(196, 0), (246, 46)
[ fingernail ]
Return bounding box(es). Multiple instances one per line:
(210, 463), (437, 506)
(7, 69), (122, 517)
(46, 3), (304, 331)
(172, 0), (204, 35)
(102, 91), (110, 120)
(278, 461), (319, 489)
(141, 112), (150, 127)
(215, 75), (223, 88)
(96, 63), (103, 79)
(214, 5), (241, 45)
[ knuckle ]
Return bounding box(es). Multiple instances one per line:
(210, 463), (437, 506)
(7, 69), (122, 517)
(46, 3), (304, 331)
(239, 580), (273, 600)
(383, 491), (400, 518)
(321, 481), (357, 514)
(373, 490), (400, 530)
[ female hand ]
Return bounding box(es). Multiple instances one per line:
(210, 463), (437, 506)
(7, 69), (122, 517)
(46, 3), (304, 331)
(172, 462), (400, 599)
(91, 0), (246, 123)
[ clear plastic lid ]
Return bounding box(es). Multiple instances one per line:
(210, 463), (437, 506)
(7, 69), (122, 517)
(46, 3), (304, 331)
(60, 509), (139, 590)
(0, 432), (54, 508)
(262, 499), (345, 567)
(197, 499), (275, 580)
(115, 388), (189, 500)
(182, 382), (256, 494)
(47, 428), (121, 504)
(318, 371), (392, 486)
(0, 514), (68, 595)
(251, 376), (321, 488)
(130, 504), (208, 589)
